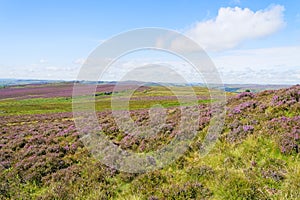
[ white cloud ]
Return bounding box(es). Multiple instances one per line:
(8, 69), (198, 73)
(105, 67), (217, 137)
(230, 0), (241, 5)
(219, 68), (299, 85)
(212, 46), (300, 70)
(212, 46), (300, 84)
(2, 45), (299, 84)
(101, 46), (299, 84)
(45, 66), (59, 71)
(0, 64), (80, 80)
(185, 5), (285, 51)
(73, 58), (86, 65)
(39, 58), (48, 64)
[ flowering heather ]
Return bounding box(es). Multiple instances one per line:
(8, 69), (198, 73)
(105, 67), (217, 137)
(230, 101), (257, 115)
(271, 85), (300, 106)
(0, 83), (150, 100)
(0, 84), (300, 199)
(236, 91), (255, 99)
(243, 125), (254, 132)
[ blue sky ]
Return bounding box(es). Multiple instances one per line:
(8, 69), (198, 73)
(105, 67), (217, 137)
(0, 0), (299, 84)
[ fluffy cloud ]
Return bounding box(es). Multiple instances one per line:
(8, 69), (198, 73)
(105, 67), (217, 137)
(230, 0), (241, 5)
(213, 46), (300, 70)
(101, 45), (300, 84)
(73, 58), (86, 65)
(185, 5), (285, 51)
(219, 68), (299, 85)
(212, 46), (300, 84)
(39, 58), (48, 64)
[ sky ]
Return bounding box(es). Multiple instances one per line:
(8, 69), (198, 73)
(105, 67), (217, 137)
(0, 0), (299, 84)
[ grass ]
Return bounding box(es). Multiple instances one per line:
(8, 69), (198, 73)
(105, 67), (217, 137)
(0, 86), (214, 115)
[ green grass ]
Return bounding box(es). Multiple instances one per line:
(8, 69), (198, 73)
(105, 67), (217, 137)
(0, 97), (72, 115)
(0, 86), (214, 115)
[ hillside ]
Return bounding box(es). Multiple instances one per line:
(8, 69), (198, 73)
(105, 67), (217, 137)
(0, 84), (299, 199)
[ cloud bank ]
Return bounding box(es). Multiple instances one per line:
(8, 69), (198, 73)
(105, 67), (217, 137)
(212, 46), (300, 84)
(186, 5), (285, 51)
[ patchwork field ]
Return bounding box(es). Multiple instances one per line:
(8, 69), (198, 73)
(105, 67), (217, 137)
(0, 83), (299, 199)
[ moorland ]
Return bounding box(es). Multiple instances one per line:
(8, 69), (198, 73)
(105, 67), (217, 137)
(0, 82), (299, 199)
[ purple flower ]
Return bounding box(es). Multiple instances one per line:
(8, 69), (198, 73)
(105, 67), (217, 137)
(243, 125), (254, 132)
(237, 92), (255, 99)
(64, 145), (70, 151)
(272, 95), (279, 102)
(71, 143), (77, 150)
(27, 145), (33, 150)
(232, 107), (241, 114)
(294, 133), (299, 140)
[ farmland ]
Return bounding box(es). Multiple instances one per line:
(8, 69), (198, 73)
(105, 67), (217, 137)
(0, 83), (300, 199)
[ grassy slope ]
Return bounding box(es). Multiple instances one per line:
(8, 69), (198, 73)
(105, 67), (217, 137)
(0, 84), (299, 199)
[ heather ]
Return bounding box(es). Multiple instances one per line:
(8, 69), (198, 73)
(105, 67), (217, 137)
(0, 84), (299, 199)
(0, 83), (151, 100)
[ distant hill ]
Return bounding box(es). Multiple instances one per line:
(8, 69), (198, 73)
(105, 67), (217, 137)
(0, 79), (65, 87)
(224, 83), (291, 93)
(0, 78), (292, 93)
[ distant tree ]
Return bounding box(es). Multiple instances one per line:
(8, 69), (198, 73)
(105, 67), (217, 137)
(245, 89), (251, 92)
